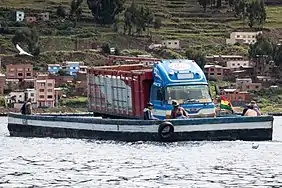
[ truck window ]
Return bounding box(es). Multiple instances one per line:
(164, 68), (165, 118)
(166, 85), (212, 104)
(151, 85), (163, 101)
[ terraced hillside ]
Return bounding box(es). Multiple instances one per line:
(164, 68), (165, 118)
(0, 0), (282, 53)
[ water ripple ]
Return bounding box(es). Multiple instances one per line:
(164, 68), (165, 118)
(1, 117), (282, 187)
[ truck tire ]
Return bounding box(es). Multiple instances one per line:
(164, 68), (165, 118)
(158, 122), (174, 141)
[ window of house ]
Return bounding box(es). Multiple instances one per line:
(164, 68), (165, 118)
(210, 72), (214, 75)
(30, 93), (34, 97)
(210, 68), (214, 71)
(40, 83), (45, 87)
(175, 42), (178, 44)
(18, 73), (23, 77)
(39, 95), (44, 98)
(246, 86), (250, 89)
(237, 35), (240, 38)
(47, 83), (52, 87)
(26, 73), (31, 77)
(47, 95), (53, 99)
(232, 64), (235, 66)
(39, 89), (44, 92)
(168, 42), (171, 45)
(255, 86), (259, 89)
(47, 89), (52, 92)
(243, 63), (246, 66)
(237, 63), (240, 66)
(217, 73), (222, 75)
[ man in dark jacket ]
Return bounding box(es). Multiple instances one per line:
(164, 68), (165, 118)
(143, 102), (158, 120)
(170, 100), (189, 119)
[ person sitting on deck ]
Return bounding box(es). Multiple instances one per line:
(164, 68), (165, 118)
(249, 100), (261, 116)
(170, 100), (189, 119)
(242, 105), (258, 117)
(143, 102), (158, 120)
(20, 98), (32, 115)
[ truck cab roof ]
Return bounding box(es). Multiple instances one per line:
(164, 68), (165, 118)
(153, 59), (207, 87)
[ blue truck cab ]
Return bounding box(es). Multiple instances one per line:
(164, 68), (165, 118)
(150, 59), (215, 119)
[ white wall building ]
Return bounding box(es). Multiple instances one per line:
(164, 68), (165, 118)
(7, 91), (25, 104)
(16, 11), (25, 22)
(162, 40), (180, 49)
(25, 88), (36, 103)
(226, 61), (251, 69)
(226, 31), (262, 45)
(39, 12), (50, 21)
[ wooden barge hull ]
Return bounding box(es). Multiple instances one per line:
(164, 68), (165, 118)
(7, 113), (273, 142)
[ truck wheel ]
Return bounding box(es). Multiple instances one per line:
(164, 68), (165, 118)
(158, 122), (174, 141)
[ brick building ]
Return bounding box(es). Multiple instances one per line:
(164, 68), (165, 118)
(35, 79), (55, 108)
(221, 89), (252, 106)
(6, 64), (33, 80)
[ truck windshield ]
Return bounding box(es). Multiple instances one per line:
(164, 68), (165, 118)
(166, 85), (212, 104)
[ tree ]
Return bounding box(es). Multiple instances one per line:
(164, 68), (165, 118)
(12, 26), (40, 56)
(234, 0), (266, 28)
(70, 0), (83, 27)
(123, 2), (154, 36)
(274, 45), (282, 67)
(101, 43), (111, 54)
(234, 0), (247, 27)
(58, 69), (68, 76)
(216, 0), (221, 8)
(56, 5), (66, 18)
(248, 34), (276, 59)
(87, 0), (125, 25)
(198, 0), (209, 12)
(185, 48), (206, 70)
(154, 17), (162, 30)
(227, 0), (235, 7)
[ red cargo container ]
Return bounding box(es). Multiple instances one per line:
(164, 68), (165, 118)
(88, 64), (154, 119)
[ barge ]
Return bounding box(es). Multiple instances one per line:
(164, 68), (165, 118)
(7, 113), (273, 142)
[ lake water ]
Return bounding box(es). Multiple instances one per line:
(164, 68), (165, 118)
(1, 116), (282, 188)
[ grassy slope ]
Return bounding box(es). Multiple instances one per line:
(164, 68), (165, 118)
(0, 0), (282, 56)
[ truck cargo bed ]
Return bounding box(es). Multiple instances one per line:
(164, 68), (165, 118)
(88, 64), (154, 119)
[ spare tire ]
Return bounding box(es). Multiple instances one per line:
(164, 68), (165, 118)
(158, 122), (174, 141)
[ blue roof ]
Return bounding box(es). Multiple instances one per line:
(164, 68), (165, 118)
(152, 59), (207, 86)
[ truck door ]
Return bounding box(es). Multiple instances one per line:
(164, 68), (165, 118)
(150, 84), (165, 118)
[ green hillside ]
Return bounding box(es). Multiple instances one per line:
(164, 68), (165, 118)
(0, 0), (282, 59)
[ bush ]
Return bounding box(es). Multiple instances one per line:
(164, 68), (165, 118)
(101, 43), (111, 54)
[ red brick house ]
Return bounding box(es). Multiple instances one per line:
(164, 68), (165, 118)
(6, 64), (33, 80)
(221, 89), (252, 106)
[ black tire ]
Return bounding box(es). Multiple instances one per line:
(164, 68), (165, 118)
(158, 122), (174, 141)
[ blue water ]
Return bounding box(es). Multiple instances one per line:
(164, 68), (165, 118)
(1, 116), (282, 187)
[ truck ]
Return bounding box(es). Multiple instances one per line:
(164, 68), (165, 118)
(87, 56), (215, 119)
